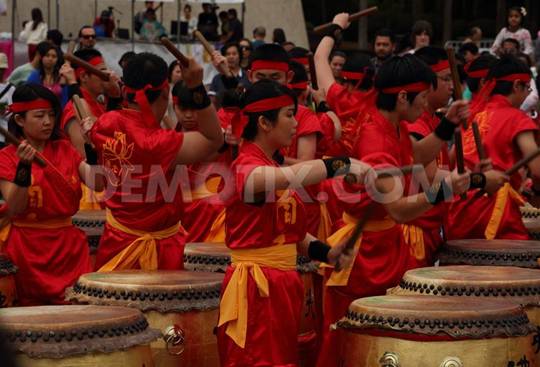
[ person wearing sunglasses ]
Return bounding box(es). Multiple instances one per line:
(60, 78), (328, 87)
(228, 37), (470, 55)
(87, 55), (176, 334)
(239, 38), (252, 69)
(78, 25), (97, 50)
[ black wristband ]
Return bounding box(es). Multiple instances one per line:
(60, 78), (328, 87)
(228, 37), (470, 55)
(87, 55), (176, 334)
(322, 24), (343, 43)
(308, 240), (331, 263)
(469, 172), (486, 190)
(425, 179), (452, 205)
(189, 84), (211, 110)
(273, 150), (285, 165)
(106, 96), (123, 111)
(67, 83), (82, 99)
(434, 116), (456, 141)
(14, 161), (31, 187)
(322, 156), (351, 178)
(316, 101), (330, 113)
(84, 143), (98, 165)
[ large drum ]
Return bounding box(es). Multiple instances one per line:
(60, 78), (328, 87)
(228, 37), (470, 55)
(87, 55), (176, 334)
(0, 305), (158, 366)
(183, 242), (320, 366)
(72, 210), (105, 267)
(66, 270), (223, 367)
(438, 239), (540, 268)
(0, 254), (17, 307)
(336, 295), (536, 367)
(521, 204), (540, 239)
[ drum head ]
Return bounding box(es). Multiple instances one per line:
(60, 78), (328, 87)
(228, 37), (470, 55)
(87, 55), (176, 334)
(0, 254), (17, 275)
(0, 305), (159, 359)
(66, 270), (224, 313)
(393, 266), (540, 306)
(439, 239), (540, 268)
(338, 295), (533, 339)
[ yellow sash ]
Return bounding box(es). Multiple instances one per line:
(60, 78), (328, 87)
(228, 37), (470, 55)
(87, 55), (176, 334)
(317, 202), (332, 241)
(79, 184), (103, 211)
(484, 183), (525, 240)
(401, 224), (426, 261)
(326, 212), (396, 286)
(98, 210), (183, 272)
(218, 244), (297, 349)
(0, 217), (72, 250)
(204, 208), (226, 243)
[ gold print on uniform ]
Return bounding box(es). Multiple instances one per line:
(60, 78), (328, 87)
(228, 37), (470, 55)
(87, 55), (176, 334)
(28, 185), (43, 208)
(276, 190), (297, 225)
(103, 131), (135, 187)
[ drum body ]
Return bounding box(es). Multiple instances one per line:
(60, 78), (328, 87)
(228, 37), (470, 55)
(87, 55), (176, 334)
(72, 210), (105, 268)
(337, 295), (536, 367)
(521, 205), (540, 240)
(439, 239), (540, 268)
(66, 270), (223, 367)
(183, 242), (320, 366)
(0, 254), (17, 307)
(0, 305), (158, 367)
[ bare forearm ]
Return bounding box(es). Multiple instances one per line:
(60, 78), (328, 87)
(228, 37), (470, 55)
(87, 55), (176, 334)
(196, 105), (224, 150)
(314, 36), (336, 94)
(384, 193), (434, 223)
(0, 181), (28, 216)
(413, 133), (445, 165)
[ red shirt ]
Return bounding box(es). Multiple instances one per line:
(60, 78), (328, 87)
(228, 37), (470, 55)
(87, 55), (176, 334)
(225, 142), (307, 249)
(89, 109), (185, 231)
(61, 88), (106, 133)
(409, 111), (450, 169)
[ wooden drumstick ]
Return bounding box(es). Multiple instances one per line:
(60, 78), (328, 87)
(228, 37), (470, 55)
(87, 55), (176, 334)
(193, 30), (233, 78)
(73, 95), (89, 120)
(308, 52), (318, 91)
(471, 121), (488, 164)
(0, 126), (46, 167)
(160, 37), (190, 68)
(314, 6), (378, 33)
(505, 148), (540, 176)
(64, 54), (110, 81)
(446, 47), (467, 129)
(67, 40), (77, 55)
(454, 128), (467, 199)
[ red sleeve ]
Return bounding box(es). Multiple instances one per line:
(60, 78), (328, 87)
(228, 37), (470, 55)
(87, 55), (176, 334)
(510, 111), (539, 142)
(217, 108), (231, 129)
(355, 125), (399, 167)
(0, 146), (16, 182)
(326, 82), (347, 113)
(408, 117), (431, 139)
(296, 106), (322, 137)
(61, 101), (77, 133)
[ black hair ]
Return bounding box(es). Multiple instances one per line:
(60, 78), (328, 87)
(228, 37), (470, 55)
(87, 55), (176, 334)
(253, 26), (266, 37)
(218, 11), (228, 19)
(272, 28), (287, 44)
(171, 81), (194, 109)
(123, 52), (168, 104)
(241, 79), (297, 141)
(168, 60), (180, 82)
(221, 42), (242, 63)
(459, 42), (479, 56)
(78, 25), (94, 38)
(74, 48), (102, 62)
(487, 54), (531, 96)
(184, 4), (191, 11)
(288, 47), (309, 60)
(228, 9), (238, 18)
(374, 28), (395, 43)
(8, 84), (62, 140)
(46, 29), (63, 47)
(342, 53), (374, 91)
(517, 52), (532, 68)
(465, 53), (497, 93)
(119, 51), (136, 69)
(288, 60), (308, 97)
(329, 50), (346, 61)
(414, 46), (448, 67)
(411, 20), (433, 46)
(37, 43), (62, 83)
(375, 54), (436, 111)
(31, 8), (43, 31)
(501, 38), (520, 50)
(249, 43), (289, 69)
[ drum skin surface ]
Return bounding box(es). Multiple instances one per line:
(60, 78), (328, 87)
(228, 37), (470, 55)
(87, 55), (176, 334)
(0, 305), (158, 366)
(0, 254), (17, 307)
(439, 239), (540, 268)
(66, 270), (223, 367)
(336, 295), (536, 367)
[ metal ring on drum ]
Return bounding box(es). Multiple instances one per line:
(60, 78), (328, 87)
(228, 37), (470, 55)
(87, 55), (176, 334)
(0, 254), (17, 307)
(521, 204), (540, 240)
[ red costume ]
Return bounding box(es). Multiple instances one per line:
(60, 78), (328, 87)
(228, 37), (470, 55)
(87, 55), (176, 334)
(217, 142), (307, 366)
(89, 109), (187, 270)
(60, 88), (106, 133)
(0, 140), (92, 305)
(447, 95), (537, 240)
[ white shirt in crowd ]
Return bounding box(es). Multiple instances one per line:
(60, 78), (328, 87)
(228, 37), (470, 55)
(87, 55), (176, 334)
(0, 82), (14, 145)
(19, 21), (48, 45)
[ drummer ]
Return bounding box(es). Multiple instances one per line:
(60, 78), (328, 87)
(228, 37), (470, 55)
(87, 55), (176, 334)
(216, 79), (368, 366)
(0, 84), (104, 305)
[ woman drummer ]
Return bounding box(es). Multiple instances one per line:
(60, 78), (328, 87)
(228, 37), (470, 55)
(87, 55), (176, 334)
(0, 84), (104, 305)
(216, 79), (369, 366)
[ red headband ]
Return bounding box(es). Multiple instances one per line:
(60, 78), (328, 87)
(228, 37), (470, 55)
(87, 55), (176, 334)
(496, 73), (531, 82)
(75, 56), (105, 78)
(381, 82), (431, 94)
(8, 99), (52, 113)
(291, 57), (309, 66)
(341, 71), (365, 81)
(123, 79), (169, 127)
(288, 81), (309, 90)
(251, 60), (289, 72)
(231, 95), (295, 138)
(430, 60), (450, 73)
(467, 69), (489, 79)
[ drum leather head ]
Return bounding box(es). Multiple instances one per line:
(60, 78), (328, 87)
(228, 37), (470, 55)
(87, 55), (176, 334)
(338, 295), (533, 338)
(0, 254), (17, 275)
(439, 240), (540, 268)
(67, 270), (223, 313)
(393, 266), (540, 305)
(0, 305), (159, 358)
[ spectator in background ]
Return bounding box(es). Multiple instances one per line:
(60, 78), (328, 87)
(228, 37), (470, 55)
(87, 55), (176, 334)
(0, 53), (14, 149)
(180, 4), (198, 35)
(491, 6), (533, 58)
(78, 26), (97, 50)
(273, 28), (287, 45)
(46, 29), (63, 47)
(252, 26), (266, 49)
(198, 2), (219, 41)
(501, 38), (520, 55)
(219, 11), (229, 40)
(209, 42), (249, 106)
(140, 8), (167, 41)
(371, 28), (395, 71)
(19, 8), (47, 61)
(410, 20), (432, 52)
(8, 40), (46, 86)
(459, 42), (479, 63)
(239, 38), (252, 69)
(224, 9), (243, 43)
(165, 60), (183, 129)
(329, 50), (346, 80)
(282, 41), (296, 52)
(118, 51), (136, 72)
(463, 26), (483, 47)
(516, 52), (538, 117)
(93, 9), (115, 38)
(134, 1), (157, 35)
